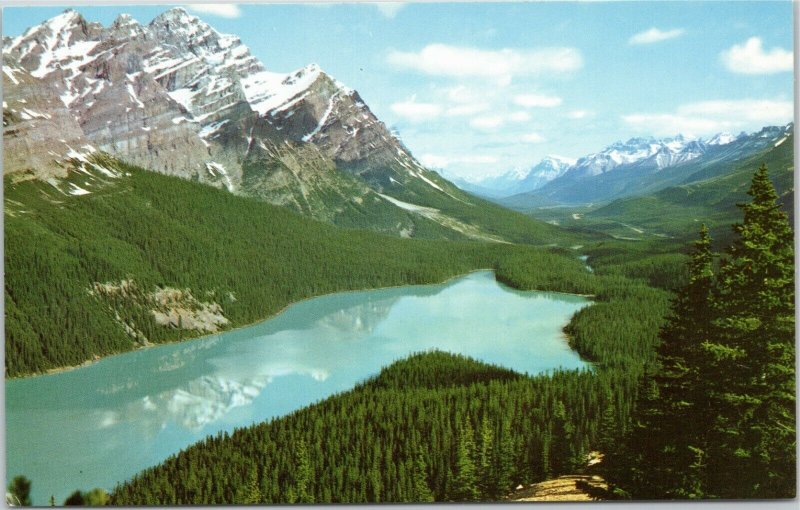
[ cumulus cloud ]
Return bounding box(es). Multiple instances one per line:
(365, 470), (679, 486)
(622, 99), (793, 136)
(520, 133), (546, 143)
(470, 115), (505, 131)
(509, 111), (531, 122)
(390, 96), (443, 122)
(514, 94), (562, 108)
(720, 37), (793, 74)
(567, 110), (593, 119)
(629, 27), (685, 45)
(387, 44), (583, 84)
(374, 2), (405, 18)
(185, 3), (242, 18)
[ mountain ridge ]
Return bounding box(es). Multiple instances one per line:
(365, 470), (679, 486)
(497, 123), (793, 208)
(3, 8), (565, 244)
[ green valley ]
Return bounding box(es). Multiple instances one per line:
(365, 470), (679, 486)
(4, 155), (585, 377)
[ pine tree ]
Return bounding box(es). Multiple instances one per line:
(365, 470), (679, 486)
(477, 416), (497, 498)
(451, 421), (479, 501)
(495, 419), (515, 496)
(655, 224), (715, 497)
(290, 439), (313, 503)
(410, 449), (434, 502)
(235, 469), (262, 504)
(705, 164), (795, 498)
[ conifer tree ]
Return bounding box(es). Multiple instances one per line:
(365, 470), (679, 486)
(647, 224), (715, 498)
(452, 421), (479, 501)
(235, 469), (262, 504)
(477, 416), (497, 498)
(495, 419), (515, 496)
(289, 439), (313, 503)
(410, 449), (434, 502)
(705, 164), (795, 498)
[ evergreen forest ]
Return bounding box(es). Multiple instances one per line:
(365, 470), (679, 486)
(4, 158), (795, 503)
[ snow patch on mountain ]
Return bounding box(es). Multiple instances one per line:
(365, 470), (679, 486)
(242, 65), (322, 117)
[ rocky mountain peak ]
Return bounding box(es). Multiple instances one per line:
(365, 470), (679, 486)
(4, 6), (448, 211)
(112, 13), (137, 27)
(148, 7), (221, 52)
(149, 7), (198, 29)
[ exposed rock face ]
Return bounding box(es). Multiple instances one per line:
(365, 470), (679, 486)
(3, 8), (436, 194)
(2, 62), (90, 180)
(4, 7), (485, 240)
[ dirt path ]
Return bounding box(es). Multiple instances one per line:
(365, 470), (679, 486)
(507, 475), (609, 502)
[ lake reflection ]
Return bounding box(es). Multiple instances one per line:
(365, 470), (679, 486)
(6, 271), (589, 504)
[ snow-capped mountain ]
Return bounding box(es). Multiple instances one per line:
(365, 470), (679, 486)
(566, 134), (718, 180)
(3, 8), (449, 204)
(500, 123), (793, 207)
(448, 155), (575, 199)
(516, 155), (576, 192)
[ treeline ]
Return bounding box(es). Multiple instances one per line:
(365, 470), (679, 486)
(108, 164), (794, 503)
(607, 164), (795, 499)
(5, 159), (593, 376)
(111, 352), (623, 504)
(109, 245), (676, 504)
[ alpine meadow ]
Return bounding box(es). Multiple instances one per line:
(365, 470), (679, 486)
(2, 1), (795, 506)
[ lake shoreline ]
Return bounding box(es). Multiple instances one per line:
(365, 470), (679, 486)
(11, 268), (596, 381)
(11, 268), (503, 381)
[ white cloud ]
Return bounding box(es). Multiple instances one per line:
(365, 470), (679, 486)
(470, 115), (505, 131)
(629, 27), (685, 45)
(567, 110), (593, 119)
(622, 99), (793, 137)
(387, 44), (583, 84)
(420, 154), (451, 169)
(420, 153), (498, 169)
(513, 94), (562, 108)
(390, 96), (443, 122)
(509, 111), (531, 123)
(446, 85), (483, 104)
(374, 3), (405, 18)
(185, 3), (242, 18)
(520, 133), (546, 143)
(446, 103), (491, 117)
(720, 37), (793, 74)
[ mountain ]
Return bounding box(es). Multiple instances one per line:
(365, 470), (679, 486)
(501, 125), (791, 209)
(585, 128), (794, 242)
(448, 156), (575, 199)
(3, 8), (561, 243)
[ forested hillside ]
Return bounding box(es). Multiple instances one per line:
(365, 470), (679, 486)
(110, 242), (673, 503)
(109, 164), (794, 503)
(526, 130), (794, 244)
(607, 165), (796, 499)
(4, 156), (585, 377)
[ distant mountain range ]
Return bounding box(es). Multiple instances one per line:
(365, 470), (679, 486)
(464, 124), (793, 208)
(2, 8), (559, 243)
(447, 155), (575, 199)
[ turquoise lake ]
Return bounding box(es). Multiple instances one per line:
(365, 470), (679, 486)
(6, 271), (590, 505)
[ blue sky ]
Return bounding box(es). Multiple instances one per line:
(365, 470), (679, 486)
(4, 2), (795, 181)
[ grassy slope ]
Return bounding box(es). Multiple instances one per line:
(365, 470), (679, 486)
(4, 156), (587, 377)
(381, 164), (581, 246)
